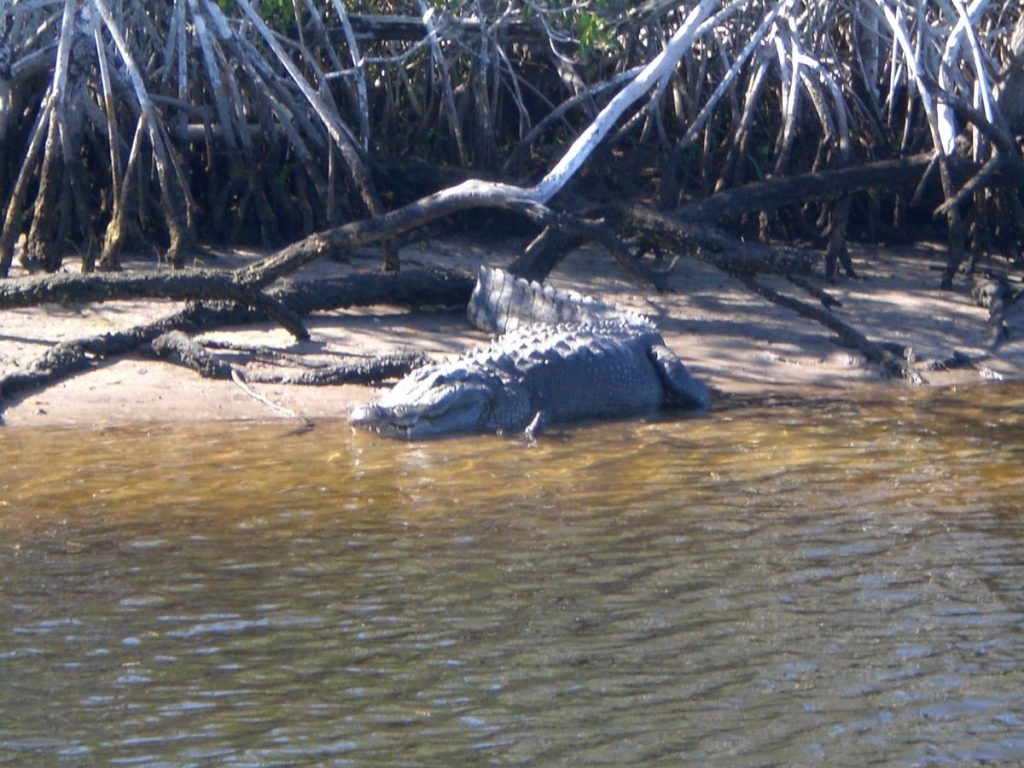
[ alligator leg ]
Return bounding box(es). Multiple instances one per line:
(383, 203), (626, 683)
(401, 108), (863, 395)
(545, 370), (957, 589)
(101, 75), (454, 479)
(647, 344), (710, 410)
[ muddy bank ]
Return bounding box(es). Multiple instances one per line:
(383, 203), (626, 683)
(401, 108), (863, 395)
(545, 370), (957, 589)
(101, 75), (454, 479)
(1, 242), (1021, 428)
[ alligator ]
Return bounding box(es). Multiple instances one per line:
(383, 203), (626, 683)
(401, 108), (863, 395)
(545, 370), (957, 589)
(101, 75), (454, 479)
(350, 266), (709, 438)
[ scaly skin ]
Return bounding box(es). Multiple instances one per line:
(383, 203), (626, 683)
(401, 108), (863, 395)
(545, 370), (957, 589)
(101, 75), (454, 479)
(351, 318), (709, 438)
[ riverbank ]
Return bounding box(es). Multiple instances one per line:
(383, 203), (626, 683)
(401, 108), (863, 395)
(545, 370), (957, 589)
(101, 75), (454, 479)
(2, 241), (1022, 428)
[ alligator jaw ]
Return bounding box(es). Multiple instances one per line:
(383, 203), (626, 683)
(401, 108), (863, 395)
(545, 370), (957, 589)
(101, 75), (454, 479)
(351, 386), (491, 439)
(349, 403), (417, 438)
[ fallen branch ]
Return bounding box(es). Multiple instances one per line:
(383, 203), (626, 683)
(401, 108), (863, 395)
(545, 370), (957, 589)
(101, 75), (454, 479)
(151, 330), (234, 379)
(0, 269), (255, 310)
(737, 273), (923, 384)
(621, 203), (820, 275)
(0, 301), (239, 403)
(0, 187), (598, 323)
(243, 357), (427, 386)
(0, 262), (474, 315)
(153, 332), (429, 385)
(0, 266), (471, 408)
(238, 183), (616, 288)
(787, 275), (841, 308)
(671, 153), (991, 225)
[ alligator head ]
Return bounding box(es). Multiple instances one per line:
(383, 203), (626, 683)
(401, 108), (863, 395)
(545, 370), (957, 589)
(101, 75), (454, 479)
(351, 364), (529, 439)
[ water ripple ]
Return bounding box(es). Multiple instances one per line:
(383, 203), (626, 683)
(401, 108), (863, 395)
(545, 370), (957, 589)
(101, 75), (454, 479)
(1, 385), (1023, 765)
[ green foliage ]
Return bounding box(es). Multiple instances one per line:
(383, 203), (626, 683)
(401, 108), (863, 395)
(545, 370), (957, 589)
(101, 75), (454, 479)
(260, 0), (292, 23)
(574, 10), (614, 57)
(535, 0), (628, 59)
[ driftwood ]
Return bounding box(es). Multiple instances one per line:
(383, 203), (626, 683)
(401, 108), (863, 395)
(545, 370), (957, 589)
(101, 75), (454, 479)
(666, 152), (1014, 285)
(503, 195), (656, 286)
(0, 270), (255, 310)
(508, 228), (586, 284)
(666, 153), (1001, 226)
(0, 262), (474, 312)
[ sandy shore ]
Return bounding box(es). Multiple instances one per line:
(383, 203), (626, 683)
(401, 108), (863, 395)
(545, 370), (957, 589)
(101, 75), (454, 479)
(2, 241), (1021, 429)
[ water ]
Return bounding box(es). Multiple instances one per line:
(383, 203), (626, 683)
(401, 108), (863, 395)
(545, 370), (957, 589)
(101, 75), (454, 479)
(1, 384), (1023, 766)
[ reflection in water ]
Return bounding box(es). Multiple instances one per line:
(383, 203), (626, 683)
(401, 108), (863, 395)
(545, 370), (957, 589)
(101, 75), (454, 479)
(1, 384), (1023, 765)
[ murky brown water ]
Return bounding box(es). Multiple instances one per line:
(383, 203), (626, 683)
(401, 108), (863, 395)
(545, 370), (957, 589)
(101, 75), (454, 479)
(2, 384), (1023, 766)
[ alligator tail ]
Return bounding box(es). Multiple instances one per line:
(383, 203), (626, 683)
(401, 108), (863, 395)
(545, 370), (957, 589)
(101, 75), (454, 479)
(467, 266), (644, 333)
